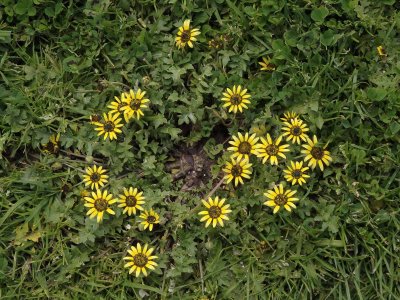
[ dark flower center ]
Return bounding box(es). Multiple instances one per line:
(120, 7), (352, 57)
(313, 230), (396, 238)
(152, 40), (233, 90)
(265, 144), (278, 156)
(274, 194), (288, 206)
(104, 121), (115, 132)
(238, 141), (251, 154)
(290, 126), (302, 136)
(44, 142), (58, 154)
(47, 143), (55, 151)
(125, 196), (137, 207)
(292, 169), (302, 179)
(130, 100), (141, 111)
(311, 147), (324, 159)
(117, 102), (126, 112)
(231, 165), (243, 177)
(133, 253), (148, 267)
(94, 198), (108, 212)
(266, 63), (276, 69)
(147, 216), (157, 224)
(90, 172), (100, 182)
(230, 94), (242, 105)
(180, 30), (191, 43)
(208, 206), (222, 218)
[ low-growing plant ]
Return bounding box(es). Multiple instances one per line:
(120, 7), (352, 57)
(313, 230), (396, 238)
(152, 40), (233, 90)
(0, 0), (399, 299)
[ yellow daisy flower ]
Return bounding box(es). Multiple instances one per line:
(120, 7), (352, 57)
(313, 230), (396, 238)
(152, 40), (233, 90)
(139, 209), (160, 231)
(257, 134), (290, 165)
(84, 189), (117, 222)
(377, 45), (386, 57)
(280, 111), (299, 122)
(258, 56), (276, 71)
(227, 132), (260, 160)
(283, 161), (310, 186)
(123, 243), (158, 277)
(281, 117), (309, 144)
(223, 157), (252, 186)
(198, 196), (232, 228)
(42, 132), (60, 154)
(121, 89), (150, 120)
(107, 93), (129, 121)
(118, 187), (145, 216)
(93, 112), (123, 140)
(221, 85), (251, 114)
(263, 184), (299, 214)
(82, 165), (108, 190)
(175, 19), (201, 49)
(301, 135), (332, 171)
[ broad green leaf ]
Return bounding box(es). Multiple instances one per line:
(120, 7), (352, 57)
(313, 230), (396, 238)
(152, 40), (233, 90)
(311, 7), (329, 23)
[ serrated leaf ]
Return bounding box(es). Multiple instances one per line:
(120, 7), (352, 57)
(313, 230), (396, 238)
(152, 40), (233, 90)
(160, 127), (182, 139)
(148, 114), (168, 129)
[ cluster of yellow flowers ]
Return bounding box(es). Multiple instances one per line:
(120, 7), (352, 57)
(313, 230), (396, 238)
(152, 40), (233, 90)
(173, 14), (332, 224)
(81, 165), (160, 228)
(83, 19), (334, 276)
(90, 19), (274, 142)
(90, 89), (150, 140)
(81, 165), (160, 277)
(198, 112), (333, 226)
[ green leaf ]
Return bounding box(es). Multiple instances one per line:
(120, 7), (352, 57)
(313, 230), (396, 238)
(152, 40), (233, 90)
(225, 0), (245, 22)
(27, 5), (36, 16)
(315, 115), (324, 129)
(366, 87), (387, 101)
(308, 100), (319, 112)
(148, 114), (168, 129)
(14, 223), (29, 245)
(271, 39), (291, 59)
(44, 6), (54, 17)
(14, 0), (33, 15)
(389, 121), (400, 134)
(340, 0), (358, 11)
(54, 2), (63, 15)
(220, 50), (235, 68)
(316, 239), (345, 247)
(168, 66), (186, 83)
(320, 29), (339, 46)
(0, 31), (11, 43)
(311, 7), (329, 23)
(350, 148), (367, 166)
(160, 126), (182, 139)
(284, 29), (298, 47)
(23, 65), (36, 80)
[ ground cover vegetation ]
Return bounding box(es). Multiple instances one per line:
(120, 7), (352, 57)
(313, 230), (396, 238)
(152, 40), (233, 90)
(0, 0), (399, 299)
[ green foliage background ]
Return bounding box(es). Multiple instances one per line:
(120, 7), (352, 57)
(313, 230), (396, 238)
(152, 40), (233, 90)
(0, 0), (399, 299)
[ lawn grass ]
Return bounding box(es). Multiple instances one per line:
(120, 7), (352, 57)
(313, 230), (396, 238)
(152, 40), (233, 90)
(0, 0), (399, 299)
